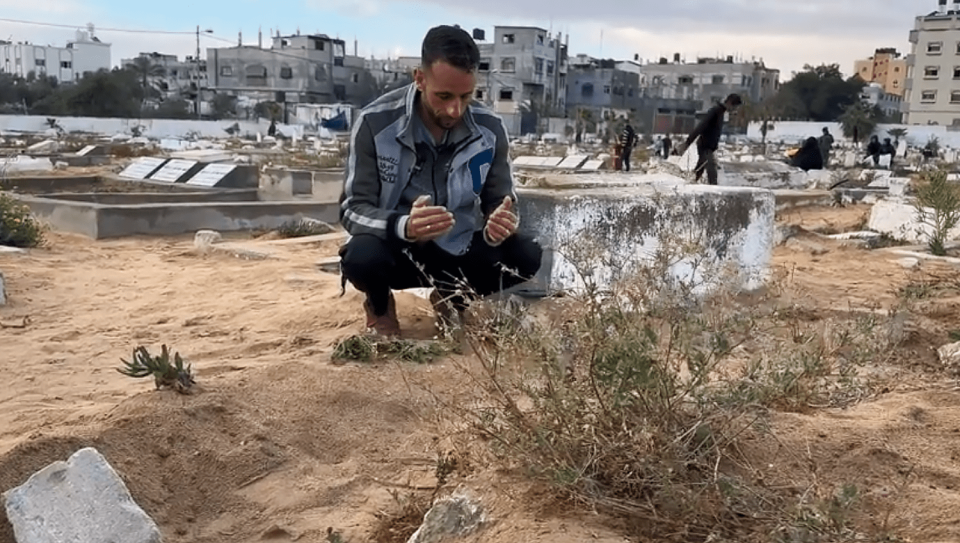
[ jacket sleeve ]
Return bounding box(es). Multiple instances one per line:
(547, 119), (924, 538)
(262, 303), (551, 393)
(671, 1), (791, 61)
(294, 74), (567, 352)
(339, 114), (405, 242)
(685, 106), (717, 146)
(480, 116), (518, 217)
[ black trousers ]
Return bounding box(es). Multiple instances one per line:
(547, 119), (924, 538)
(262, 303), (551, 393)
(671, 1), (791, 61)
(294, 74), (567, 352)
(620, 147), (632, 172)
(340, 231), (543, 316)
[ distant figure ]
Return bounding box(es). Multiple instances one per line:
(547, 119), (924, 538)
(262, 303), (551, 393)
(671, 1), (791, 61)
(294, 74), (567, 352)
(818, 127), (834, 167)
(864, 135), (881, 167)
(677, 93), (743, 184)
(852, 126), (860, 146)
(267, 119), (277, 137)
(662, 135), (672, 159)
(619, 123), (637, 171)
(791, 137), (824, 171)
(880, 137), (897, 169)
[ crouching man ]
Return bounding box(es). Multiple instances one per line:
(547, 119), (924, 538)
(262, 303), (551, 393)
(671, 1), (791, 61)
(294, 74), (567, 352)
(338, 25), (543, 338)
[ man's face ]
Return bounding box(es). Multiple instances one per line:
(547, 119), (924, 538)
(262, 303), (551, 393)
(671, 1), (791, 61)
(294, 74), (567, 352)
(415, 60), (476, 130)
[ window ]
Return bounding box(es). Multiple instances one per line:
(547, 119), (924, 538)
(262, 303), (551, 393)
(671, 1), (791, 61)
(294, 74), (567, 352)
(475, 89), (484, 100)
(546, 61), (554, 75)
(60, 61), (71, 69)
(478, 59), (490, 71)
(537, 34), (544, 45)
(500, 57), (515, 72)
(499, 89), (513, 100)
(334, 84), (346, 101)
(894, 66), (900, 72)
(334, 57), (343, 67)
(280, 66), (293, 79)
(315, 66), (326, 81)
(928, 41), (943, 54)
(712, 75), (724, 84)
(603, 85), (611, 94)
(245, 65), (267, 83)
(314, 39), (324, 50)
(34, 59), (44, 66)
(351, 72), (359, 83)
(951, 91), (960, 103)
(581, 83), (594, 97)
(220, 65), (233, 76)
(678, 75), (693, 84)
(535, 58), (543, 74)
(921, 90), (937, 102)
(501, 34), (515, 44)
(954, 67), (960, 79)
(925, 66), (940, 78)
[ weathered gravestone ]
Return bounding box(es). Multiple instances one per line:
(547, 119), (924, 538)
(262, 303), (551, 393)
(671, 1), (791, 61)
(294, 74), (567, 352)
(4, 447), (162, 543)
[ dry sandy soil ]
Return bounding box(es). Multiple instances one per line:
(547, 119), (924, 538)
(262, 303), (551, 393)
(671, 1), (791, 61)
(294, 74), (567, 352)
(1, 203), (960, 542)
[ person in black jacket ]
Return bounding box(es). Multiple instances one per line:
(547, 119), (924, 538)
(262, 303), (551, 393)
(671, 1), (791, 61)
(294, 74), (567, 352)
(864, 135), (881, 167)
(619, 123), (637, 171)
(676, 93), (742, 184)
(790, 137), (824, 171)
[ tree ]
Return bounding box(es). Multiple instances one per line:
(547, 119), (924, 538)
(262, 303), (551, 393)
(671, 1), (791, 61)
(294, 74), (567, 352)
(254, 101), (283, 121)
(769, 64), (865, 121)
(125, 56), (167, 100)
(887, 127), (907, 146)
(211, 94), (238, 120)
(838, 100), (881, 141)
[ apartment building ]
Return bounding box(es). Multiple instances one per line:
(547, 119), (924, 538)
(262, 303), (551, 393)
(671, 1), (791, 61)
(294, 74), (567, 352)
(475, 26), (568, 120)
(853, 48), (907, 96)
(0, 26), (110, 82)
(904, 0), (960, 125)
(637, 54), (780, 112)
(207, 32), (376, 117)
(862, 82), (904, 121)
(121, 52), (208, 101)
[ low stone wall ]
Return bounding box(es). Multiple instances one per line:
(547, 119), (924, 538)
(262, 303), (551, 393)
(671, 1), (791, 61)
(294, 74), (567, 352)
(514, 183), (775, 297)
(13, 195), (340, 239)
(259, 168), (343, 202)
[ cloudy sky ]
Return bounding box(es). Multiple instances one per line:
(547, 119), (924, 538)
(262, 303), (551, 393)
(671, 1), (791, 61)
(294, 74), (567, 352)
(0, 0), (927, 80)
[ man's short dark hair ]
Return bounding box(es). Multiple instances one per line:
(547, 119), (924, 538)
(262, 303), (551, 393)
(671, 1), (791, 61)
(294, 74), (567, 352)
(725, 93), (743, 106)
(421, 25), (480, 72)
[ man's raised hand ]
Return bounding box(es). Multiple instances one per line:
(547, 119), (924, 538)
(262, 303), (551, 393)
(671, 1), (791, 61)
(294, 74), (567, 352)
(484, 196), (518, 246)
(405, 195), (455, 241)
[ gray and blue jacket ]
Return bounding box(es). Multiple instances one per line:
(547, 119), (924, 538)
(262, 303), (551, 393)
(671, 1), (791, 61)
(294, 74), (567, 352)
(339, 83), (517, 255)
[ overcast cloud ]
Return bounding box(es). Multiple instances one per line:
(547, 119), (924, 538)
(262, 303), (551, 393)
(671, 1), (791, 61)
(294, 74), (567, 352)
(0, 0), (931, 80)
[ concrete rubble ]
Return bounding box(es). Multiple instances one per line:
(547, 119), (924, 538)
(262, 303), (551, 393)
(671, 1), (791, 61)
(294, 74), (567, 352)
(406, 486), (487, 543)
(3, 447), (162, 543)
(0, 269), (5, 305)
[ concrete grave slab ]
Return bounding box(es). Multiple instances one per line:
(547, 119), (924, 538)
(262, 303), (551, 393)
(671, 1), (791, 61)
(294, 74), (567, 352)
(149, 158), (202, 183)
(580, 160), (604, 171)
(118, 157), (168, 180)
(170, 149), (235, 163)
(513, 183), (774, 297)
(4, 447), (161, 543)
(869, 198), (960, 244)
(556, 155), (589, 169)
(539, 156), (565, 167)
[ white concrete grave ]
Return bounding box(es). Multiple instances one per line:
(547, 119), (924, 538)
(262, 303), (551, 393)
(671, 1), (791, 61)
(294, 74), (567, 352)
(557, 155), (589, 169)
(118, 157), (168, 180)
(149, 159), (198, 182)
(186, 163), (237, 187)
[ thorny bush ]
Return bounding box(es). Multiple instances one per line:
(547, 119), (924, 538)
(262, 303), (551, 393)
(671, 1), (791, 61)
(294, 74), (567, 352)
(436, 226), (905, 542)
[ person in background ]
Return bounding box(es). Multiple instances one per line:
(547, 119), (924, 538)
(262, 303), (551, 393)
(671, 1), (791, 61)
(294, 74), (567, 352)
(818, 127), (834, 168)
(662, 134), (672, 159)
(676, 93), (743, 184)
(880, 137), (897, 169)
(619, 123), (637, 171)
(864, 135), (881, 167)
(790, 137), (824, 171)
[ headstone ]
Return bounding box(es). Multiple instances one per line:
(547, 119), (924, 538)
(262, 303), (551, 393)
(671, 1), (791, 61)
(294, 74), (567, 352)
(186, 163), (238, 187)
(118, 157), (167, 180)
(26, 139), (58, 154)
(556, 155), (588, 169)
(3, 447), (162, 543)
(149, 159), (198, 182)
(897, 140), (907, 157)
(580, 160), (604, 171)
(878, 154), (892, 169)
(75, 145), (97, 156)
(843, 152), (857, 168)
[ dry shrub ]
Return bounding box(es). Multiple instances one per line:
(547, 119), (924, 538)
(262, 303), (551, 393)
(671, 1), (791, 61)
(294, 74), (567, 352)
(436, 227), (904, 542)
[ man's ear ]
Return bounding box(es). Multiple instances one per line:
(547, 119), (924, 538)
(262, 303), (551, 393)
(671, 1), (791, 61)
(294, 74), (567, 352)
(414, 67), (426, 91)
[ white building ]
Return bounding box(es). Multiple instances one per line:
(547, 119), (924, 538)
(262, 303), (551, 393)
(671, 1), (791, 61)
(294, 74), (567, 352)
(120, 52), (208, 101)
(904, 0), (960, 125)
(0, 25), (111, 82)
(862, 82), (905, 121)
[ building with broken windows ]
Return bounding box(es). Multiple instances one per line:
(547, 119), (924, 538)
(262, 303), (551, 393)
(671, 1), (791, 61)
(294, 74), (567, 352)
(853, 48), (907, 97)
(120, 52), (208, 104)
(0, 26), (110, 83)
(903, 0), (960, 125)
(636, 54), (780, 113)
(474, 26), (568, 134)
(206, 32), (377, 122)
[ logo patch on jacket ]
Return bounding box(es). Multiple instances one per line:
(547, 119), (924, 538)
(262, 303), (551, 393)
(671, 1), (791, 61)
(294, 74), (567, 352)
(468, 148), (494, 194)
(378, 155), (400, 184)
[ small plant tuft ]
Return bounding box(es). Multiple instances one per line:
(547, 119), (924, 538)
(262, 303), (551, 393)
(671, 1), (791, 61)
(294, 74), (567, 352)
(912, 168), (960, 256)
(0, 193), (46, 248)
(118, 344), (196, 394)
(333, 335), (447, 364)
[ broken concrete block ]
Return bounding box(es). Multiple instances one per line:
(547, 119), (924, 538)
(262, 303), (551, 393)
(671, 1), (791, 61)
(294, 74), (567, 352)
(194, 229), (223, 252)
(26, 139), (59, 154)
(3, 447), (161, 543)
(894, 257), (921, 269)
(938, 341), (960, 370)
(407, 486), (486, 543)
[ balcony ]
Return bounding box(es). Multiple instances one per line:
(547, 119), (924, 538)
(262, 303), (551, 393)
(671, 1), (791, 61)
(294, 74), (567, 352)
(906, 54), (915, 67)
(909, 30), (919, 44)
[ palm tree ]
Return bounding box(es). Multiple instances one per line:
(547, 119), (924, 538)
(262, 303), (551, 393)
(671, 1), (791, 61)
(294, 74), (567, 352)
(887, 127), (907, 147)
(838, 100), (879, 143)
(125, 56), (167, 102)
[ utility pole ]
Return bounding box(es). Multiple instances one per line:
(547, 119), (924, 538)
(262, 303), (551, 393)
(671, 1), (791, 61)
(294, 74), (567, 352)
(196, 25), (201, 119)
